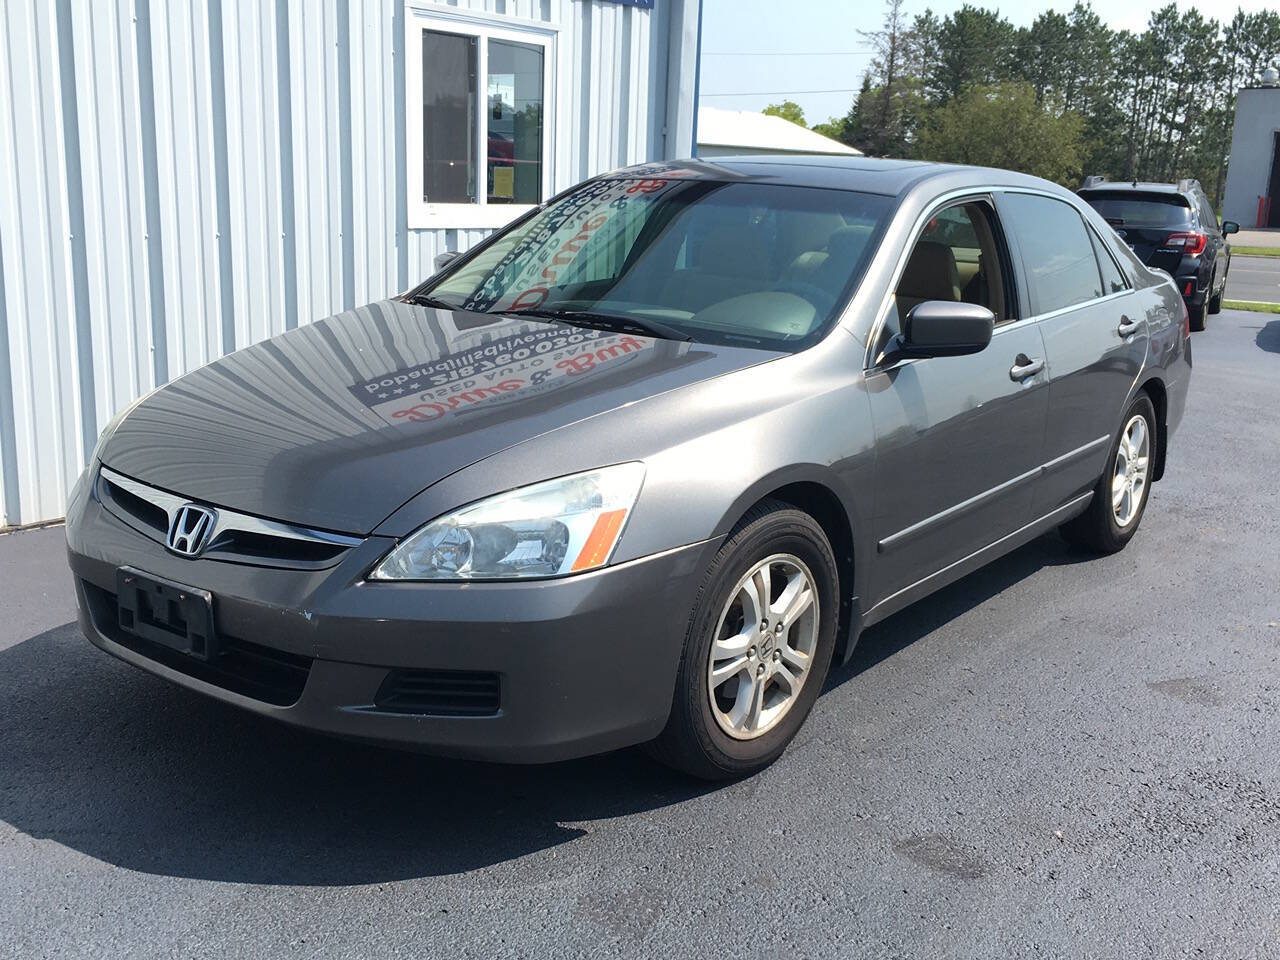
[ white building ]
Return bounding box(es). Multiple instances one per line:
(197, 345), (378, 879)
(696, 106), (860, 159)
(0, 0), (702, 528)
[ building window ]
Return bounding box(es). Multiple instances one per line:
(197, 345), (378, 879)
(406, 12), (553, 229)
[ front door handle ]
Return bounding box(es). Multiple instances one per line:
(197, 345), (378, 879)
(1118, 316), (1141, 337)
(1009, 354), (1044, 381)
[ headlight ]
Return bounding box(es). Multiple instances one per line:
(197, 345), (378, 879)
(369, 463), (646, 581)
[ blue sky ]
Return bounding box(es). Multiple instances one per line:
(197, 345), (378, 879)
(699, 0), (1278, 126)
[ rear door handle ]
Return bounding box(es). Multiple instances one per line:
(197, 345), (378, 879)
(1009, 354), (1044, 381)
(1118, 316), (1141, 337)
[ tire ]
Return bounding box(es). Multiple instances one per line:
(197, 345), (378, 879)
(1189, 295), (1207, 331)
(647, 500), (840, 780)
(1208, 270), (1223, 314)
(1059, 393), (1157, 554)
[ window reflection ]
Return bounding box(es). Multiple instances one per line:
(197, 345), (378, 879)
(487, 39), (543, 205)
(423, 30), (477, 204)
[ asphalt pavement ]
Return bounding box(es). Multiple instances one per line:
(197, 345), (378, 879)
(3, 310), (1279, 959)
(1226, 254), (1280, 304)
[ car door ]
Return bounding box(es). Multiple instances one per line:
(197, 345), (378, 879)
(1196, 190), (1229, 293)
(865, 197), (1050, 603)
(995, 191), (1149, 518)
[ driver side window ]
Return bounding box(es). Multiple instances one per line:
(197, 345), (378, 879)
(881, 200), (1010, 350)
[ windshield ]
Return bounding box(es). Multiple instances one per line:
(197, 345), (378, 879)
(1080, 191), (1194, 229)
(417, 177), (892, 350)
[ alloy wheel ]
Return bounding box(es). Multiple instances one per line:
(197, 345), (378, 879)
(1112, 413), (1150, 528)
(706, 554), (820, 740)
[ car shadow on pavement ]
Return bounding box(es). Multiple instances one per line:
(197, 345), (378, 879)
(829, 531), (1092, 686)
(0, 623), (712, 885)
(1256, 320), (1280, 354)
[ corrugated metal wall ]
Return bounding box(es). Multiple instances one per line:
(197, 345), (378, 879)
(0, 0), (698, 527)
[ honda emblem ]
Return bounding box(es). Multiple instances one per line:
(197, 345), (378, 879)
(166, 504), (216, 557)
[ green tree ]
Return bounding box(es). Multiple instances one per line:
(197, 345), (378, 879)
(841, 0), (931, 157)
(814, 1), (1280, 195)
(811, 117), (847, 142)
(915, 82), (1087, 185)
(762, 100), (806, 127)
(824, 73), (873, 151)
(1015, 4), (1115, 117)
(926, 5), (1018, 103)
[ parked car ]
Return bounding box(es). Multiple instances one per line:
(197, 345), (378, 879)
(67, 157), (1191, 779)
(1078, 176), (1237, 331)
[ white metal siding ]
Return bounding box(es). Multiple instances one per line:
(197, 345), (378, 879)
(0, 0), (697, 527)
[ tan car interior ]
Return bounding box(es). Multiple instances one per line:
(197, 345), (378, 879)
(651, 212), (880, 336)
(659, 225), (772, 313)
(650, 201), (1006, 344)
(895, 202), (1007, 326)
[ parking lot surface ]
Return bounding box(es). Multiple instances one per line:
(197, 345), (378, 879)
(2, 309), (1279, 959)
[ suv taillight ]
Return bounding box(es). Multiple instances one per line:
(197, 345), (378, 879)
(1164, 231), (1207, 256)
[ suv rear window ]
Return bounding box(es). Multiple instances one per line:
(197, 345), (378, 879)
(1079, 191), (1194, 229)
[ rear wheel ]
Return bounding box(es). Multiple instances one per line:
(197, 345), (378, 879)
(1208, 270), (1223, 315)
(647, 501), (839, 780)
(1189, 295), (1207, 331)
(1060, 394), (1157, 554)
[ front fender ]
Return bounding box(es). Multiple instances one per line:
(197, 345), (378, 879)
(374, 336), (879, 604)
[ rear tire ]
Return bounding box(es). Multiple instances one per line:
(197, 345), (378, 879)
(1208, 270), (1223, 315)
(647, 500), (839, 780)
(1059, 394), (1157, 554)
(1189, 296), (1207, 331)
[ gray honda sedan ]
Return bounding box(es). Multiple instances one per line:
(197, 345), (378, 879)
(67, 157), (1190, 779)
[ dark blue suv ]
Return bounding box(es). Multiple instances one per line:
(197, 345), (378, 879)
(1079, 177), (1238, 330)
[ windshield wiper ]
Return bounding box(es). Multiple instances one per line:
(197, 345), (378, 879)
(503, 308), (692, 342)
(401, 291), (457, 311)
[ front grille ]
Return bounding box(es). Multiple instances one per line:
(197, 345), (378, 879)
(81, 580), (312, 707)
(95, 466), (361, 570)
(210, 528), (349, 565)
(375, 669), (501, 717)
(100, 473), (169, 537)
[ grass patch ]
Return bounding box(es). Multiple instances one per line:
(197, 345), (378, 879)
(1230, 245), (1280, 257)
(1223, 299), (1280, 314)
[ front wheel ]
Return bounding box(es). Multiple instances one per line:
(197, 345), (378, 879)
(1060, 394), (1157, 553)
(647, 501), (839, 780)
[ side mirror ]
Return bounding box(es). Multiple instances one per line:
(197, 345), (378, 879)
(887, 301), (995, 362)
(1222, 220), (1240, 235)
(433, 251), (460, 273)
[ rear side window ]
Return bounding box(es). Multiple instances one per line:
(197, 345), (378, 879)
(1088, 228), (1128, 294)
(1195, 192), (1218, 232)
(1001, 193), (1103, 315)
(1079, 191), (1194, 229)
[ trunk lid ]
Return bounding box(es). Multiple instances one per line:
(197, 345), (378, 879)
(1114, 225), (1187, 274)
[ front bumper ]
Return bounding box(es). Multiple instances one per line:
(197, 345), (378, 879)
(66, 476), (717, 763)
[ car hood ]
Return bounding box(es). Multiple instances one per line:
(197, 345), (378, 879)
(101, 299), (778, 534)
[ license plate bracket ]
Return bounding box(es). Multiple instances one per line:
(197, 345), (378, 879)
(115, 567), (217, 661)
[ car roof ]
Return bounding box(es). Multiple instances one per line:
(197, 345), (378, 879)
(1079, 182), (1188, 196)
(600, 155), (1071, 199)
